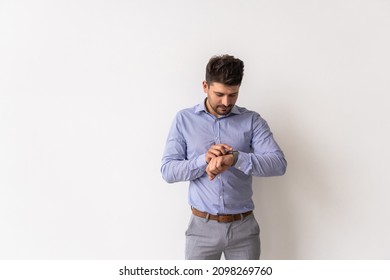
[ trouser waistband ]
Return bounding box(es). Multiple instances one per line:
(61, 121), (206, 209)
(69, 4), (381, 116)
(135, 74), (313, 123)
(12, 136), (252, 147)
(191, 207), (253, 223)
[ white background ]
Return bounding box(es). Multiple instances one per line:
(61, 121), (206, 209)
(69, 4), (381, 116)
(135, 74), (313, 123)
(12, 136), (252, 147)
(1, 0), (389, 259)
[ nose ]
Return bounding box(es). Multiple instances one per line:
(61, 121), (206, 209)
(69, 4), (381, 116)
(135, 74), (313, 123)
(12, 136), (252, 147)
(221, 96), (229, 106)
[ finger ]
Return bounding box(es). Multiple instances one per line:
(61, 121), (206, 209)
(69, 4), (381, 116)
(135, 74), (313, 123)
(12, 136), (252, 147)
(209, 148), (222, 156)
(207, 159), (217, 173)
(206, 165), (217, 179)
(212, 144), (231, 155)
(208, 148), (224, 157)
(205, 152), (217, 163)
(206, 159), (219, 174)
(220, 144), (233, 152)
(206, 167), (216, 180)
(213, 144), (233, 155)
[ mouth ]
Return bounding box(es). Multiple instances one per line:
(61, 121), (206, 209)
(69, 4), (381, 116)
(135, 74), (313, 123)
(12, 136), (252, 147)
(218, 105), (231, 111)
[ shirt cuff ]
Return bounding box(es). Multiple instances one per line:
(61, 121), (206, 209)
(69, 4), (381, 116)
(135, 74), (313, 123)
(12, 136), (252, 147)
(234, 152), (245, 172)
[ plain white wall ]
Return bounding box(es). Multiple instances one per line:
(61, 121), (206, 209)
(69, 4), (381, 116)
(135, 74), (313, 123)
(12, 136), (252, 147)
(1, 0), (389, 259)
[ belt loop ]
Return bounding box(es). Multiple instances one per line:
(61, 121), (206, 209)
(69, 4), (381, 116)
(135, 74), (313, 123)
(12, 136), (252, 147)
(240, 213), (244, 220)
(205, 213), (210, 222)
(217, 213), (221, 223)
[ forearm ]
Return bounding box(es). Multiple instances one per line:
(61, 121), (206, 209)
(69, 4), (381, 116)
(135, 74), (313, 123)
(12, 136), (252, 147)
(161, 154), (207, 183)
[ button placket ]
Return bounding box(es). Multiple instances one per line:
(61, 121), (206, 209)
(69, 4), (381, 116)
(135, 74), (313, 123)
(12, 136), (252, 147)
(214, 119), (220, 144)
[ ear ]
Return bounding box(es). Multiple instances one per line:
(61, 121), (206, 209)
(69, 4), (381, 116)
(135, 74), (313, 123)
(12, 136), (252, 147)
(202, 80), (209, 93)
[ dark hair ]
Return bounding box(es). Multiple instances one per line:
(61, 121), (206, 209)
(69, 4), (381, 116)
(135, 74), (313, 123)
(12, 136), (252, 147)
(205, 54), (244, 86)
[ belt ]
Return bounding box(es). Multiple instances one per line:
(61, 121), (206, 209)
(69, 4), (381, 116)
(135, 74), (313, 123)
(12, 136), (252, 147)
(192, 207), (253, 223)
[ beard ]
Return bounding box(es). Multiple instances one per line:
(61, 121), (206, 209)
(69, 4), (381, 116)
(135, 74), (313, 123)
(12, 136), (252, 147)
(212, 104), (233, 115)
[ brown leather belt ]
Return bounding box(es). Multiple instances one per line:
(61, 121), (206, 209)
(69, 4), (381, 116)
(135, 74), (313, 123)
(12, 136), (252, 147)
(192, 207), (253, 223)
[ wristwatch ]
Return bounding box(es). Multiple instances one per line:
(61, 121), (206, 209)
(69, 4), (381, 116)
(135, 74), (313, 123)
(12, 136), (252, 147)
(228, 150), (239, 166)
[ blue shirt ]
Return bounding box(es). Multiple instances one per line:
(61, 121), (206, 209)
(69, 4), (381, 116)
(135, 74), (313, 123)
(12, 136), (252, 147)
(161, 100), (287, 215)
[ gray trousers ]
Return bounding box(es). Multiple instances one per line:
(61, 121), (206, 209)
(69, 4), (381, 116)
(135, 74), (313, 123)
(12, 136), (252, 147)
(185, 213), (261, 260)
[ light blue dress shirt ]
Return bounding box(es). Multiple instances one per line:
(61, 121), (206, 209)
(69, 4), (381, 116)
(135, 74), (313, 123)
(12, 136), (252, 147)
(161, 100), (287, 215)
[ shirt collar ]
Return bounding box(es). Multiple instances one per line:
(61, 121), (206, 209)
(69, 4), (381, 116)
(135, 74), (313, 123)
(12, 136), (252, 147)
(194, 99), (241, 116)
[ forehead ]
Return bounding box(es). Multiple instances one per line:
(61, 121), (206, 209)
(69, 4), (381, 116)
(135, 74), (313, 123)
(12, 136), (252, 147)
(209, 82), (240, 94)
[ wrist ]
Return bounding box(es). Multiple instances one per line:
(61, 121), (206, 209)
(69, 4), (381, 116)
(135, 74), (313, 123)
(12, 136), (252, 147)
(227, 150), (239, 166)
(232, 151), (239, 166)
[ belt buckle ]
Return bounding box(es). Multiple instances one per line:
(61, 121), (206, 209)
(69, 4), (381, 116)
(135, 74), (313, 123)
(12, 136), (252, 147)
(217, 213), (234, 223)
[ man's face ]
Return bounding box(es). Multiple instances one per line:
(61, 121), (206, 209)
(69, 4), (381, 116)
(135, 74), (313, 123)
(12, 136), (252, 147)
(203, 81), (240, 117)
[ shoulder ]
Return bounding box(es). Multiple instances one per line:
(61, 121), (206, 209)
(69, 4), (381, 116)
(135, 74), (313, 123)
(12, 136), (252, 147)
(175, 104), (203, 118)
(233, 105), (269, 130)
(171, 104), (203, 126)
(234, 105), (264, 120)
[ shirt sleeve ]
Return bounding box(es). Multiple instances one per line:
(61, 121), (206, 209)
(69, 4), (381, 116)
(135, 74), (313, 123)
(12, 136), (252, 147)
(234, 113), (287, 177)
(161, 113), (208, 183)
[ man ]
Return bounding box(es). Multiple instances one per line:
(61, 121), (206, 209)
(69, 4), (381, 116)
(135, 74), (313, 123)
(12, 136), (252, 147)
(161, 54), (287, 260)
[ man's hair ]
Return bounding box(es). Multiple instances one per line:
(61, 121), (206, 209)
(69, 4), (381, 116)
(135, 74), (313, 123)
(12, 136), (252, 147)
(205, 54), (244, 86)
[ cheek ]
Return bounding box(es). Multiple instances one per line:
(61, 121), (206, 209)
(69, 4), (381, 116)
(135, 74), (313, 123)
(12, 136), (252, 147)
(211, 97), (221, 105)
(229, 97), (238, 104)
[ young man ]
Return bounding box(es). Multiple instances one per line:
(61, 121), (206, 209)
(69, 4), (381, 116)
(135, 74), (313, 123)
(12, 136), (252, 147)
(161, 55), (287, 260)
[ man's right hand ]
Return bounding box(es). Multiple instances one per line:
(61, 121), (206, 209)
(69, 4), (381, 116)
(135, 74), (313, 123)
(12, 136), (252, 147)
(205, 144), (233, 163)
